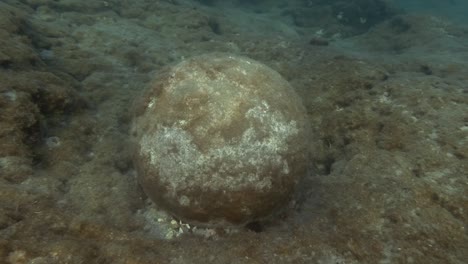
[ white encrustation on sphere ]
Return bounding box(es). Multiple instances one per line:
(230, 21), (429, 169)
(131, 53), (309, 226)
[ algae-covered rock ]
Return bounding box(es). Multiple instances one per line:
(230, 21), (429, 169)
(132, 53), (310, 226)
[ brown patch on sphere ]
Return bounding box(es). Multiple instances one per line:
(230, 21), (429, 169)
(131, 53), (310, 226)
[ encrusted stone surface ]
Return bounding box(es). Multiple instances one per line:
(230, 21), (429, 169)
(132, 53), (310, 226)
(2, 0), (467, 262)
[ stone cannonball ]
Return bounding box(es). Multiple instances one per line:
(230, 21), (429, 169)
(131, 53), (310, 226)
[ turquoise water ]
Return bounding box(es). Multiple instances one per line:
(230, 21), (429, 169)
(393, 0), (468, 23)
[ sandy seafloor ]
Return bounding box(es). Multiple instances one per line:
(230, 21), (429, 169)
(0, 0), (467, 263)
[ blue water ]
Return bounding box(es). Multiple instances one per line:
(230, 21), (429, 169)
(393, 0), (468, 23)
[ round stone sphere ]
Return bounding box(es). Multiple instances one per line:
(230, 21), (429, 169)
(131, 53), (309, 226)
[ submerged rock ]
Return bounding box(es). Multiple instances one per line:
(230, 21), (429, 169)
(131, 53), (310, 226)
